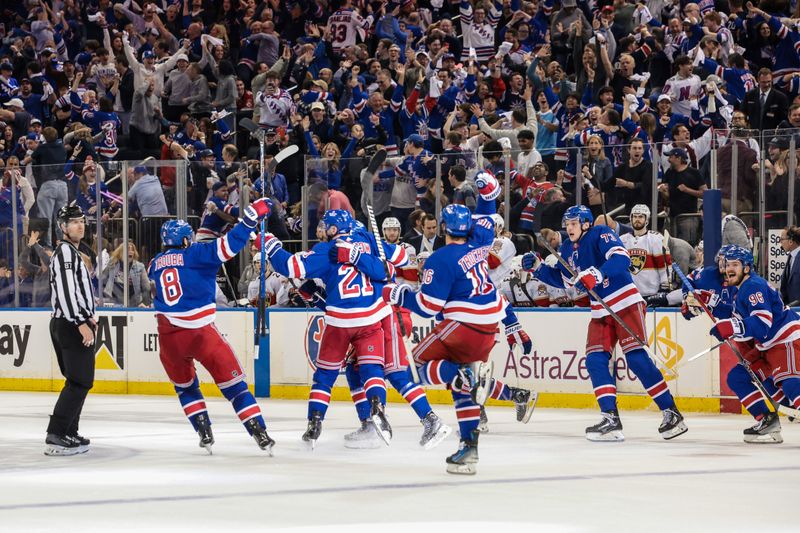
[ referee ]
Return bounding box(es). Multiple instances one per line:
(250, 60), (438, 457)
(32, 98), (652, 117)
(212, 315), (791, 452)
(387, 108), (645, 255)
(45, 205), (97, 456)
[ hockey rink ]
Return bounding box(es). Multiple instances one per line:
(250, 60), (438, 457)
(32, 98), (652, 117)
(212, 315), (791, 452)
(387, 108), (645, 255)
(2, 391), (799, 532)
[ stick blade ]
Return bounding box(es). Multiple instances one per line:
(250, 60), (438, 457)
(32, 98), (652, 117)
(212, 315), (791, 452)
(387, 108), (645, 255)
(275, 144), (299, 163)
(366, 148), (387, 176)
(239, 117), (258, 133)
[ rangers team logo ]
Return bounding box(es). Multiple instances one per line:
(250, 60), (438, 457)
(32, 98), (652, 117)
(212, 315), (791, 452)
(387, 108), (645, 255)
(628, 248), (648, 274)
(304, 315), (326, 371)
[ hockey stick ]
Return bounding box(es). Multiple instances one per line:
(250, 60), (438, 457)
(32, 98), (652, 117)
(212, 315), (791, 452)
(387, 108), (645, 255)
(537, 235), (677, 376)
(672, 262), (800, 418)
(675, 341), (725, 369)
(365, 202), (421, 384)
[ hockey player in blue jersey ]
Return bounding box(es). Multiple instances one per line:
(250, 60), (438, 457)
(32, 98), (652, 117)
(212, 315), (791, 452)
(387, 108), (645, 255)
(147, 198), (274, 455)
(261, 210), (394, 447)
(522, 205), (687, 441)
(382, 203), (506, 474)
(304, 223), (452, 451)
(709, 246), (800, 443)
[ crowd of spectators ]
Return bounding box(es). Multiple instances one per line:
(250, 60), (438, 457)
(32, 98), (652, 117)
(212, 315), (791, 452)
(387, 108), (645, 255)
(2, 0), (800, 308)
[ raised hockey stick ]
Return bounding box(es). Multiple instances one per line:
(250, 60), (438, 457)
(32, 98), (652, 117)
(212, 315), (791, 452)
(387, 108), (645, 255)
(675, 341), (725, 369)
(537, 235), (677, 376)
(672, 262), (800, 418)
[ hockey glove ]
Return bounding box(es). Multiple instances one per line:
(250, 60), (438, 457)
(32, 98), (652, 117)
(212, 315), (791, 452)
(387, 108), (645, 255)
(475, 171), (501, 201)
(382, 283), (410, 306)
(645, 292), (668, 308)
(680, 301), (698, 320)
(242, 198), (272, 228)
(710, 318), (744, 341)
(329, 240), (362, 265)
(521, 252), (541, 272)
(298, 279), (325, 305)
(574, 267), (603, 292)
(690, 290), (720, 311)
(505, 322), (532, 355)
(260, 233), (283, 258)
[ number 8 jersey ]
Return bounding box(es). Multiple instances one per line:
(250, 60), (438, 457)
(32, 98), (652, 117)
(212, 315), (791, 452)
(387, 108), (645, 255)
(148, 222), (251, 329)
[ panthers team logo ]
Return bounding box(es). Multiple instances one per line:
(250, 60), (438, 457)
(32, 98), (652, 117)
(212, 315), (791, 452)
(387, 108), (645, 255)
(628, 248), (647, 274)
(304, 316), (326, 371)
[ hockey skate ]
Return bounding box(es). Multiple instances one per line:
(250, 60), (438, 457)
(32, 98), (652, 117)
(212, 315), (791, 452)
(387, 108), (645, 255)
(477, 406), (489, 433)
(510, 387), (538, 423)
(69, 433), (90, 453)
(471, 361), (494, 406)
(419, 412), (452, 450)
(659, 407), (688, 440)
(369, 397), (392, 446)
(245, 419), (275, 456)
(344, 420), (382, 449)
(446, 430), (479, 475)
(195, 413), (214, 455)
(743, 412), (783, 443)
(302, 411), (323, 450)
(44, 434), (87, 456)
(585, 410), (624, 442)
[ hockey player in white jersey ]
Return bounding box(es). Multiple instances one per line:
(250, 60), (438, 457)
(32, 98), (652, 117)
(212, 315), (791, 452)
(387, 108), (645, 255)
(487, 214), (517, 287)
(620, 205), (672, 299)
(382, 217), (418, 286)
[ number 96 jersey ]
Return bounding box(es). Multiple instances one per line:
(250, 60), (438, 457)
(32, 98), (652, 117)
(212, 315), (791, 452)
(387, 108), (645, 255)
(732, 273), (800, 350)
(414, 242), (505, 325)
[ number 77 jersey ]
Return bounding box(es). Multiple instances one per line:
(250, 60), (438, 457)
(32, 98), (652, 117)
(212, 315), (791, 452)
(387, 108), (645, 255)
(413, 242), (505, 324)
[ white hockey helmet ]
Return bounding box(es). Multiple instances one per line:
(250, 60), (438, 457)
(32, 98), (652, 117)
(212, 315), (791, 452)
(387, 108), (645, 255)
(252, 252), (262, 263)
(491, 213), (504, 235)
(630, 204), (651, 222)
(382, 217), (401, 231)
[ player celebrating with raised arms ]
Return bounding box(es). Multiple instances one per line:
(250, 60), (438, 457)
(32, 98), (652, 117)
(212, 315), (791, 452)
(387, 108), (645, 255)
(521, 205), (688, 442)
(261, 210), (393, 448)
(709, 246), (800, 443)
(382, 204), (505, 475)
(148, 198), (275, 455)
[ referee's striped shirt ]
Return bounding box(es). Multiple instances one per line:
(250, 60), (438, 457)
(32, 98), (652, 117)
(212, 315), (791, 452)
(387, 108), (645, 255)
(50, 241), (96, 325)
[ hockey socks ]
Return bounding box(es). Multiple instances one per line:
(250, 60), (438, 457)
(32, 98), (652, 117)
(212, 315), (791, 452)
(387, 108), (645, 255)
(585, 352), (619, 412)
(626, 349), (675, 411)
(345, 362), (370, 421)
(220, 380), (266, 435)
(419, 360), (461, 388)
(778, 377), (800, 410)
(452, 390), (480, 437)
(175, 377), (209, 431)
(309, 368), (339, 420)
(359, 363), (387, 406)
(728, 364), (771, 418)
(387, 369), (432, 420)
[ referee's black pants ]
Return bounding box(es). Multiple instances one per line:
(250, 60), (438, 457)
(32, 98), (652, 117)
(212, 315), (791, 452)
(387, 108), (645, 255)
(47, 318), (95, 437)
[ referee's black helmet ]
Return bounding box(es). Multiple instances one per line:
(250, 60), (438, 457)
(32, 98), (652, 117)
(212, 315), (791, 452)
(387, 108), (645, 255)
(57, 204), (85, 225)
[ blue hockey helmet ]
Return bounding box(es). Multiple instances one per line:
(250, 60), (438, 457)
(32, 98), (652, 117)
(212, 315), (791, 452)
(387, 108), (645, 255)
(562, 205), (594, 228)
(160, 219), (194, 247)
(441, 204), (472, 237)
(722, 245), (754, 269)
(715, 243), (737, 261)
(322, 209), (353, 236)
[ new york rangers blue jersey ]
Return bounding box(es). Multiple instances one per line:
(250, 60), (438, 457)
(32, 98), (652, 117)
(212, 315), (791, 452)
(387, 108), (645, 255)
(535, 225), (644, 318)
(686, 265), (734, 319)
(731, 274), (800, 350)
(148, 221), (251, 328)
(269, 237), (391, 327)
(198, 198), (239, 240)
(406, 241), (505, 325)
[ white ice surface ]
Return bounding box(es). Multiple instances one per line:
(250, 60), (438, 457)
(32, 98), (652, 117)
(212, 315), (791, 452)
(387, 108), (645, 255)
(2, 391), (799, 532)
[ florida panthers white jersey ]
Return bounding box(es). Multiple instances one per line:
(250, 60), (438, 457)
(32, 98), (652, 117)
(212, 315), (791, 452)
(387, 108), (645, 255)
(620, 231), (671, 297)
(488, 237), (516, 286)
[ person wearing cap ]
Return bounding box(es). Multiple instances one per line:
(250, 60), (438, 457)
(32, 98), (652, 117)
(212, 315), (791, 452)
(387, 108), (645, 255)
(128, 165), (168, 217)
(383, 133), (434, 229)
(0, 62), (19, 100)
(163, 53), (193, 121)
(653, 94), (690, 143)
(658, 147), (706, 245)
(0, 97), (31, 143)
(197, 181), (240, 242)
(307, 101), (334, 143)
(472, 85), (536, 153)
(120, 27), (187, 99)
